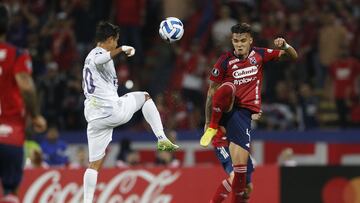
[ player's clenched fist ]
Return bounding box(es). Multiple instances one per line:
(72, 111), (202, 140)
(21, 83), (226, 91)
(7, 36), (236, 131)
(274, 37), (289, 50)
(121, 45), (135, 57)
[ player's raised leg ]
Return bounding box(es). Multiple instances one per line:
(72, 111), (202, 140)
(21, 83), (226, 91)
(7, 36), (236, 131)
(200, 82), (235, 147)
(127, 91), (179, 151)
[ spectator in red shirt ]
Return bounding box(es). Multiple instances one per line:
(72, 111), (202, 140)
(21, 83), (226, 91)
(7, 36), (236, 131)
(329, 46), (360, 128)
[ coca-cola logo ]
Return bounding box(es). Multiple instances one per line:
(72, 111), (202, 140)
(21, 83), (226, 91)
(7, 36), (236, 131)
(23, 169), (181, 203)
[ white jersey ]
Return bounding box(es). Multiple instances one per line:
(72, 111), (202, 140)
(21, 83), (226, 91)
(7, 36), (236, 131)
(82, 47), (119, 122)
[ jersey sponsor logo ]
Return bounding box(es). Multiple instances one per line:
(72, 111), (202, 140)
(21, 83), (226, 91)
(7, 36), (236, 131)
(232, 66), (258, 78)
(212, 68), (219, 76)
(229, 58), (240, 66)
(267, 49), (273, 53)
(249, 57), (257, 65)
(233, 76), (256, 85)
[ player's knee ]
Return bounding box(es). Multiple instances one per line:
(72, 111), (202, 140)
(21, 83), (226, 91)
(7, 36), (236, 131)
(88, 159), (103, 171)
(144, 92), (151, 101)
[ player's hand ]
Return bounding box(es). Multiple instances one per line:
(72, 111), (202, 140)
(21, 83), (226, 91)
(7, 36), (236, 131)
(32, 115), (47, 133)
(251, 111), (262, 120)
(121, 45), (135, 57)
(274, 38), (288, 49)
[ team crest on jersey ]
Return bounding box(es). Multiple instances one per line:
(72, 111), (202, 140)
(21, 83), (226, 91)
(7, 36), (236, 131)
(212, 68), (219, 76)
(249, 57), (257, 65)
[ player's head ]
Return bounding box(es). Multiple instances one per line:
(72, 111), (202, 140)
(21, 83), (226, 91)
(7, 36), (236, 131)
(95, 21), (120, 50)
(0, 4), (9, 36)
(231, 23), (253, 57)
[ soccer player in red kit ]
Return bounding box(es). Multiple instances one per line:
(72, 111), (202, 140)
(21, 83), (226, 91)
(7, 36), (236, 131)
(200, 23), (297, 202)
(0, 4), (47, 202)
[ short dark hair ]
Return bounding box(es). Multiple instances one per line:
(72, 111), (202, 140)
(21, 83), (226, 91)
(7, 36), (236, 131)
(95, 21), (120, 43)
(231, 23), (252, 35)
(0, 4), (9, 35)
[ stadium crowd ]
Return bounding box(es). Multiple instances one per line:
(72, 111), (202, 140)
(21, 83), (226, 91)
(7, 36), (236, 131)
(3, 0), (360, 133)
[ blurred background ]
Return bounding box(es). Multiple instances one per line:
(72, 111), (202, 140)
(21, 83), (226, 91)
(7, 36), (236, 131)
(1, 0), (360, 202)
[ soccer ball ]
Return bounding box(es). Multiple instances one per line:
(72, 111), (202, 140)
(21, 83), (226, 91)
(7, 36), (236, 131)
(159, 17), (184, 43)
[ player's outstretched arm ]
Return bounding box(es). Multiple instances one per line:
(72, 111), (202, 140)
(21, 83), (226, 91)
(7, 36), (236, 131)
(110, 46), (135, 58)
(94, 46), (136, 65)
(274, 37), (298, 60)
(15, 73), (47, 133)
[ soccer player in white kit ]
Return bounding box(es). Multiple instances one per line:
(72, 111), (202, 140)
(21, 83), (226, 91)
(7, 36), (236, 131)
(82, 22), (179, 203)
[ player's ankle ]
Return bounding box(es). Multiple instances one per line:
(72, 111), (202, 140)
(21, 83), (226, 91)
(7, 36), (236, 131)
(208, 123), (218, 129)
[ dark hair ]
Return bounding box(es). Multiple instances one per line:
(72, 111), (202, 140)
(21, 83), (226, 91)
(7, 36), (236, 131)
(0, 4), (9, 35)
(231, 23), (252, 35)
(95, 21), (120, 43)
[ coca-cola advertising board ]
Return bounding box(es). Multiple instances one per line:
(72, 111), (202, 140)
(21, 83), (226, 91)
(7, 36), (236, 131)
(15, 166), (279, 203)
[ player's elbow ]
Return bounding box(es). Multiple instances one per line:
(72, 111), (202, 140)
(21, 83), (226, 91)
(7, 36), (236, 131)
(15, 73), (36, 93)
(291, 52), (298, 61)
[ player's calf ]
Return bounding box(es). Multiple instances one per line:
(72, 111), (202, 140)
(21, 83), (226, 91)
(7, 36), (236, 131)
(209, 82), (235, 129)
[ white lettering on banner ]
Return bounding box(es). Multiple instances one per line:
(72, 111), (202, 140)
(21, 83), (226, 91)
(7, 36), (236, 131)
(23, 170), (181, 203)
(232, 66), (258, 78)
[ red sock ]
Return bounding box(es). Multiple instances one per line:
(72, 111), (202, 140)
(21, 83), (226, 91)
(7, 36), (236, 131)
(231, 164), (247, 203)
(209, 82), (235, 129)
(211, 179), (232, 203)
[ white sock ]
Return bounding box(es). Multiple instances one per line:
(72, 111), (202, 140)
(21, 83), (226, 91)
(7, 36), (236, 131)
(142, 99), (167, 141)
(83, 168), (98, 203)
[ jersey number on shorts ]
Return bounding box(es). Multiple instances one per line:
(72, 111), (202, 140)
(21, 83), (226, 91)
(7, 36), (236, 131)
(84, 68), (95, 94)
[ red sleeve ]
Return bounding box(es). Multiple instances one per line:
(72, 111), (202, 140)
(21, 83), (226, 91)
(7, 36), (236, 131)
(13, 50), (32, 75)
(209, 54), (228, 83)
(253, 47), (281, 63)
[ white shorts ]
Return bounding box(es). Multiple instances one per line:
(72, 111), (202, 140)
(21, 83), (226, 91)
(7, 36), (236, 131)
(86, 92), (144, 162)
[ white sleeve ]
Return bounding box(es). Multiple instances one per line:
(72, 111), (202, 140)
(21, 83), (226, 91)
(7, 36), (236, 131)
(94, 51), (111, 65)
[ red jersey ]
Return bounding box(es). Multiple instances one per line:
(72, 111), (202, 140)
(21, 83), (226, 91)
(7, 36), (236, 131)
(329, 58), (360, 99)
(209, 47), (281, 113)
(0, 42), (32, 146)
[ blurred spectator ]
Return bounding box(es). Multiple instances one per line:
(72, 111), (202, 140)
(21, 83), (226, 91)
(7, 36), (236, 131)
(24, 148), (49, 169)
(316, 9), (348, 89)
(113, 0), (145, 66)
(297, 83), (319, 130)
(62, 62), (85, 129)
(329, 46), (360, 128)
(263, 81), (297, 130)
(69, 146), (88, 169)
(70, 0), (96, 58)
(116, 138), (140, 167)
(24, 136), (49, 169)
(40, 126), (69, 167)
(38, 55), (66, 127)
(278, 148), (297, 167)
(211, 5), (237, 50)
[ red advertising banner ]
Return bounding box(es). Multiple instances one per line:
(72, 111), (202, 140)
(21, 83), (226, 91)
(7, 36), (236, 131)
(16, 166), (279, 203)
